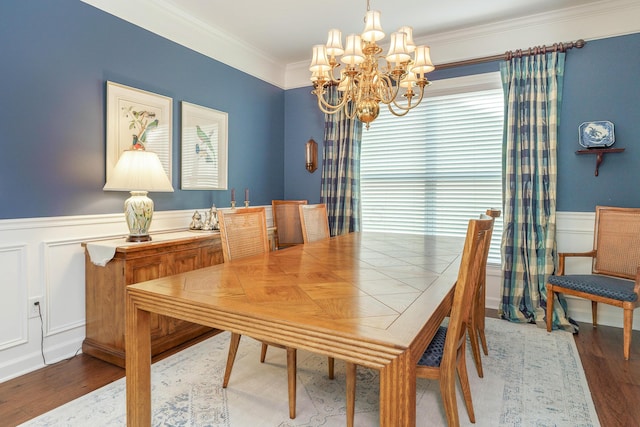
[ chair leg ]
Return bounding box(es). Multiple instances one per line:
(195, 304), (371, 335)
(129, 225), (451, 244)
(624, 308), (633, 360)
(592, 301), (598, 328)
(546, 286), (554, 332)
(223, 333), (242, 388)
(346, 362), (356, 427)
(286, 347), (297, 419)
(478, 284), (489, 356)
(260, 343), (268, 363)
(467, 322), (483, 378)
(328, 357), (335, 379)
(457, 347), (476, 423)
(439, 369), (461, 427)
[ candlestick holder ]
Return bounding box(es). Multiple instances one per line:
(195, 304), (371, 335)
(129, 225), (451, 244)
(231, 201), (236, 209)
(244, 200), (250, 208)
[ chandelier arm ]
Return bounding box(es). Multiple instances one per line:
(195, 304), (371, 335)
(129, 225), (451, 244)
(315, 89), (350, 113)
(389, 84), (426, 112)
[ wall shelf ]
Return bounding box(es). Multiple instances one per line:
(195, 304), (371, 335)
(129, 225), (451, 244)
(576, 148), (624, 177)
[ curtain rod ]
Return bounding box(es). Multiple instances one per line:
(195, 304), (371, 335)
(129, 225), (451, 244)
(435, 39), (586, 70)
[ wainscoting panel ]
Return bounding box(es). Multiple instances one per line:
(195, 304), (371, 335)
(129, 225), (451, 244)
(0, 244), (28, 351)
(42, 239), (89, 337)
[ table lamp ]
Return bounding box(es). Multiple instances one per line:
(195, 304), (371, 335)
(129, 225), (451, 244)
(103, 149), (174, 242)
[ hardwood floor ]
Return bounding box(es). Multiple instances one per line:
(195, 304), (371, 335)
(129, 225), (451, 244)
(1, 313), (639, 426)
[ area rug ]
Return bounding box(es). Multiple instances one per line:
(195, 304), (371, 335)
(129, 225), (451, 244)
(20, 318), (600, 427)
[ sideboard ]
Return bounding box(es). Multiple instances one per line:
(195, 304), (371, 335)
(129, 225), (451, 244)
(82, 231), (224, 367)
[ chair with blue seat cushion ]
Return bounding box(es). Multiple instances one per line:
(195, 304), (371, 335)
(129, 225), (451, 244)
(345, 215), (495, 427)
(546, 205), (640, 360)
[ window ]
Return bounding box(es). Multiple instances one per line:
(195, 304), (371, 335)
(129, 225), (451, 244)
(360, 73), (504, 264)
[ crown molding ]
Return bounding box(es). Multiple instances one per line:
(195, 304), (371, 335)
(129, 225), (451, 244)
(81, 0), (284, 88)
(286, 0), (640, 89)
(82, 0), (639, 90)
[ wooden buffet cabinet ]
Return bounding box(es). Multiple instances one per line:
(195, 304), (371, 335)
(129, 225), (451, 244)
(82, 231), (224, 367)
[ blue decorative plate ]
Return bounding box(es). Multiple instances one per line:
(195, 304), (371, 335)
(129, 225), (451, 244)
(579, 121), (615, 148)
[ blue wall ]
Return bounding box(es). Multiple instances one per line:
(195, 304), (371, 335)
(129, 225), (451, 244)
(283, 34), (640, 212)
(1, 0), (638, 220)
(0, 0), (285, 219)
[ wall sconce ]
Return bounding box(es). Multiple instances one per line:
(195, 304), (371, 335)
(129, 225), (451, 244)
(305, 138), (318, 173)
(103, 149), (174, 241)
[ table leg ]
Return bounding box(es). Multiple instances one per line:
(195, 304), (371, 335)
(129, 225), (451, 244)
(379, 350), (416, 426)
(126, 294), (151, 426)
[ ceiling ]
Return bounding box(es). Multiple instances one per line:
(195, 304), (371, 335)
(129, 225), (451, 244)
(160, 0), (601, 65)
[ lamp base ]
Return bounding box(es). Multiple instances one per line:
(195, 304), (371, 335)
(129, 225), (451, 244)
(123, 190), (154, 242)
(126, 234), (152, 242)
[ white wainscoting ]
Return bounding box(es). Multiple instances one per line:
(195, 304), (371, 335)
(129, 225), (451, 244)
(0, 207), (274, 383)
(0, 210), (636, 382)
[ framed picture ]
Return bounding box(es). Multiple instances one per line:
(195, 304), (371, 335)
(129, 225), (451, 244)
(105, 81), (173, 186)
(180, 101), (228, 190)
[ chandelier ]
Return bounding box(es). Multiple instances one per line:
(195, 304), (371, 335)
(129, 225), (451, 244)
(309, 0), (435, 129)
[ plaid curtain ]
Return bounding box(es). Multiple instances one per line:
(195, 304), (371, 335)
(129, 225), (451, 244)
(499, 52), (575, 331)
(320, 86), (362, 236)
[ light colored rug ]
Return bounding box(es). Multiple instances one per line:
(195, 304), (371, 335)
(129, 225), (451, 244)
(21, 318), (600, 427)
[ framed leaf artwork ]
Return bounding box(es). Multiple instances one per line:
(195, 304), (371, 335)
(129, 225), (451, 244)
(180, 101), (228, 190)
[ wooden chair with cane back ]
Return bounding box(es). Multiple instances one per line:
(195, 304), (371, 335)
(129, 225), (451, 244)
(218, 207), (298, 418)
(546, 205), (640, 360)
(272, 200), (307, 249)
(299, 203), (330, 243)
(468, 208), (501, 378)
(345, 215), (495, 427)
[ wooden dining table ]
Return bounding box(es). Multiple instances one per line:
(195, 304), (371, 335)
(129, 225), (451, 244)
(125, 231), (463, 426)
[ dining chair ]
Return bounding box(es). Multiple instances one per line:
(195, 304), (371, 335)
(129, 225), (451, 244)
(272, 199), (307, 249)
(345, 215), (495, 427)
(468, 208), (501, 378)
(299, 203), (330, 243)
(218, 207), (298, 418)
(264, 202), (336, 380)
(546, 205), (640, 360)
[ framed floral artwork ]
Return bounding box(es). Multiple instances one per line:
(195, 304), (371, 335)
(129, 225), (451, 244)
(180, 101), (228, 190)
(105, 81), (173, 186)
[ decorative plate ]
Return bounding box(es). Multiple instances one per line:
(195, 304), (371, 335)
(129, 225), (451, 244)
(579, 121), (615, 148)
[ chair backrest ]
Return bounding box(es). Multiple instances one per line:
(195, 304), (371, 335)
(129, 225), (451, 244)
(218, 207), (270, 262)
(593, 206), (640, 280)
(442, 216), (495, 370)
(299, 204), (330, 243)
(272, 200), (307, 249)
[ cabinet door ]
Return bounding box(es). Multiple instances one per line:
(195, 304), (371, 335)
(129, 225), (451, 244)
(201, 240), (224, 266)
(126, 254), (167, 339)
(167, 247), (202, 276)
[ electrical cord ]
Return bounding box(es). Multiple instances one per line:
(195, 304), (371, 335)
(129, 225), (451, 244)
(35, 302), (82, 366)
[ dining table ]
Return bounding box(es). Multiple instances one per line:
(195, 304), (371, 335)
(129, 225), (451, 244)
(125, 231), (463, 426)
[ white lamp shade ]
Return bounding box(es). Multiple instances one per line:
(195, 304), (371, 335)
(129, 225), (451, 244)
(326, 29), (344, 57)
(411, 45), (435, 75)
(309, 45), (331, 72)
(103, 149), (173, 192)
(398, 26), (416, 53)
(361, 10), (384, 42)
(342, 34), (365, 66)
(386, 32), (411, 65)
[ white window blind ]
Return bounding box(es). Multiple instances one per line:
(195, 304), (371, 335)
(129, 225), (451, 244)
(361, 73), (504, 264)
